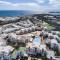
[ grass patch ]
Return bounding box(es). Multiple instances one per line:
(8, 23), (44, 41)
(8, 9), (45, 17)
(43, 21), (55, 30)
(55, 51), (60, 56)
(11, 47), (26, 59)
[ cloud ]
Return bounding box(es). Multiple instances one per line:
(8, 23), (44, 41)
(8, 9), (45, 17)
(34, 0), (45, 4)
(0, 1), (12, 5)
(49, 0), (60, 4)
(0, 0), (46, 13)
(0, 1), (40, 10)
(0, 0), (60, 13)
(0, 1), (11, 4)
(49, 0), (60, 6)
(48, 0), (60, 11)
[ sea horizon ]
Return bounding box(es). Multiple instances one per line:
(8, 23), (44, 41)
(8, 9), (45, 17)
(0, 10), (35, 16)
(0, 10), (60, 16)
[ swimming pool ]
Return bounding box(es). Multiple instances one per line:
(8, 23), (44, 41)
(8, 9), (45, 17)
(33, 36), (41, 46)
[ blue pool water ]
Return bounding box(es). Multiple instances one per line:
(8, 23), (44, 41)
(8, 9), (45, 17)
(33, 36), (41, 45)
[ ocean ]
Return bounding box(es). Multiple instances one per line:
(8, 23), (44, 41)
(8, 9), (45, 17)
(0, 10), (60, 16)
(0, 10), (33, 16)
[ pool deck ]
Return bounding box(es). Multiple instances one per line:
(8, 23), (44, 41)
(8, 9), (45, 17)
(28, 57), (42, 60)
(26, 31), (46, 48)
(34, 31), (45, 44)
(26, 31), (46, 60)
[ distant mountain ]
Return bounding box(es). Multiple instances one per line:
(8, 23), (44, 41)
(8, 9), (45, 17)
(49, 11), (60, 16)
(50, 12), (60, 13)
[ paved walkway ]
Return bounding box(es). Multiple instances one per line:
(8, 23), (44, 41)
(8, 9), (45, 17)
(28, 57), (42, 60)
(26, 31), (47, 48)
(28, 57), (31, 60)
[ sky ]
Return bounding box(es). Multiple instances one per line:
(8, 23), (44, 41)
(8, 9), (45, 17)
(0, 0), (60, 13)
